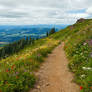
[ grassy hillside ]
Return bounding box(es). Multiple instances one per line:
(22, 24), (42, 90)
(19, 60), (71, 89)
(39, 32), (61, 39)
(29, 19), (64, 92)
(0, 18), (92, 92)
(52, 19), (92, 92)
(0, 37), (60, 92)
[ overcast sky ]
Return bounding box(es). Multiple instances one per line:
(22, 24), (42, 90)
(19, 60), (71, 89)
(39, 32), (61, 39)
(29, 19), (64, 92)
(0, 0), (92, 25)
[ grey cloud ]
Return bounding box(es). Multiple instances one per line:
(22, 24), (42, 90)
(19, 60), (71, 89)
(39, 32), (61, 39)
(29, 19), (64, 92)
(0, 12), (28, 18)
(0, 0), (91, 24)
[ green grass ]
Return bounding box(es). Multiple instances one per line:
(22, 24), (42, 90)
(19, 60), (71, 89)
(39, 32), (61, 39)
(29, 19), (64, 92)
(0, 18), (92, 92)
(52, 19), (92, 92)
(0, 38), (60, 92)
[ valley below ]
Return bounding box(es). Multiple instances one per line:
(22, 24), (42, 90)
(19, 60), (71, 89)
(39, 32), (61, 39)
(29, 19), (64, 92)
(0, 25), (67, 46)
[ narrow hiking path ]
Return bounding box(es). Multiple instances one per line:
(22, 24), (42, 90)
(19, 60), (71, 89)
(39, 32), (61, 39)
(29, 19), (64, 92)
(30, 43), (80, 92)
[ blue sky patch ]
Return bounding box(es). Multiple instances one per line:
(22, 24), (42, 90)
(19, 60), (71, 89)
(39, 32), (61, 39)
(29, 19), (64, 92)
(67, 9), (86, 14)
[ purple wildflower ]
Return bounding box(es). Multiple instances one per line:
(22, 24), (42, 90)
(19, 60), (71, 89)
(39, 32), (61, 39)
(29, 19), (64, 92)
(86, 40), (92, 46)
(30, 72), (32, 75)
(24, 70), (27, 72)
(37, 54), (41, 57)
(16, 72), (19, 75)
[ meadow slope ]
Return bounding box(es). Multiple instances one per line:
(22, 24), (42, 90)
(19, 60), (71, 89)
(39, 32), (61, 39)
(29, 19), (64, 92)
(52, 19), (92, 92)
(30, 43), (79, 92)
(0, 18), (92, 92)
(0, 38), (60, 92)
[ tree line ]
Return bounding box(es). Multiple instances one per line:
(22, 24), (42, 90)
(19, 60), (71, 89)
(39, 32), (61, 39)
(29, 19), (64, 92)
(0, 28), (56, 59)
(0, 36), (35, 59)
(46, 28), (56, 37)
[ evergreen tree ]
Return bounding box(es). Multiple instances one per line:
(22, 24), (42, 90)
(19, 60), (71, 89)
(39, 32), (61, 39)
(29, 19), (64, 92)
(46, 31), (49, 37)
(36, 38), (39, 40)
(0, 36), (37, 59)
(31, 38), (35, 44)
(49, 28), (56, 35)
(26, 36), (29, 44)
(1, 48), (5, 58)
(29, 36), (32, 44)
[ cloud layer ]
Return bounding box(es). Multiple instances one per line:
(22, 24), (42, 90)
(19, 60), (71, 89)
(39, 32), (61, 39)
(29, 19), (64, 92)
(0, 0), (92, 25)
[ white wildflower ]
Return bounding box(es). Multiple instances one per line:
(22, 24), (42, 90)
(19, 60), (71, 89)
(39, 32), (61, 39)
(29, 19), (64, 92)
(83, 42), (87, 46)
(81, 74), (85, 78)
(82, 67), (92, 70)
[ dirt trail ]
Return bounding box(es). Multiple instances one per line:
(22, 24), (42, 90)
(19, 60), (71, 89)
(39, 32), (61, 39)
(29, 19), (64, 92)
(30, 43), (80, 92)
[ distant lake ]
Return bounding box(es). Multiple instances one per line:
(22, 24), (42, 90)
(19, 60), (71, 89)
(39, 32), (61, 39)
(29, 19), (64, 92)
(0, 24), (68, 46)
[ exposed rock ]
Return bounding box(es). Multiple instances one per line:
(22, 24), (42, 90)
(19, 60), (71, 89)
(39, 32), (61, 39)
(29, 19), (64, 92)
(76, 18), (85, 23)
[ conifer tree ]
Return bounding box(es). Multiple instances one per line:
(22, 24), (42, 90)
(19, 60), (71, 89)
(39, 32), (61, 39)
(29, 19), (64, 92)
(46, 31), (49, 37)
(26, 36), (29, 44)
(29, 36), (32, 44)
(49, 28), (56, 35)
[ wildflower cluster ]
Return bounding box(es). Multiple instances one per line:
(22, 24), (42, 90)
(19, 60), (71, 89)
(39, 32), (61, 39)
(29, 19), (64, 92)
(0, 38), (59, 92)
